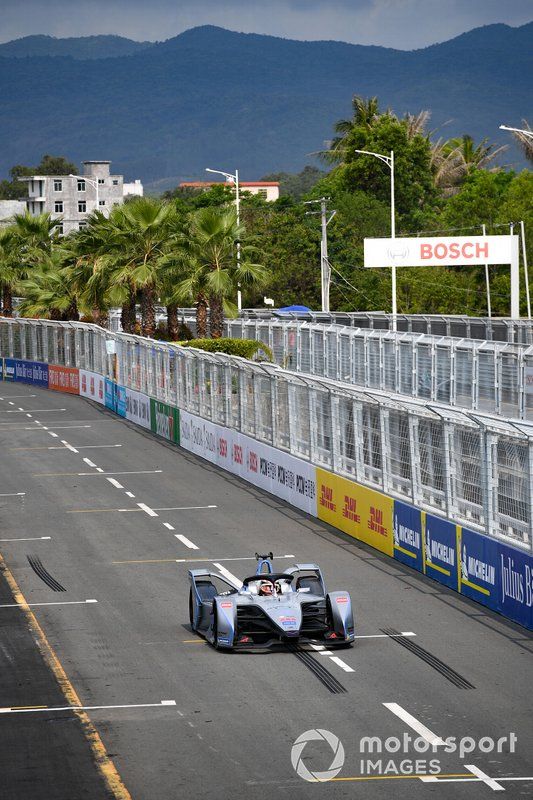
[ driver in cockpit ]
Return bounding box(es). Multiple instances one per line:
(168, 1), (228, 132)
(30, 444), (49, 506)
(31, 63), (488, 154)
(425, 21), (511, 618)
(258, 580), (275, 597)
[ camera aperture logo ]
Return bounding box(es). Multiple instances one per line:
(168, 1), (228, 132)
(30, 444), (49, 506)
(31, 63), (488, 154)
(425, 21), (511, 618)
(291, 728), (345, 782)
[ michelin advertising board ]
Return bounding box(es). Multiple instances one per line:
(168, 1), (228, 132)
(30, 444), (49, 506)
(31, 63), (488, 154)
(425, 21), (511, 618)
(179, 410), (316, 516)
(393, 500), (423, 571)
(424, 514), (459, 591)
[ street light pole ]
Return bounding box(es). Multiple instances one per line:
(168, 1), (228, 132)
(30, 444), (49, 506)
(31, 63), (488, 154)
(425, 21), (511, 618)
(304, 197), (336, 312)
(353, 149), (397, 331)
(499, 124), (533, 138)
(206, 167), (241, 311)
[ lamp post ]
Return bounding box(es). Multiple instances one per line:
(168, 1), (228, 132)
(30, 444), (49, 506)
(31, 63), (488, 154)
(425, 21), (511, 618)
(69, 173), (100, 216)
(499, 124), (533, 138)
(206, 167), (242, 311)
(353, 149), (397, 331)
(499, 126), (532, 319)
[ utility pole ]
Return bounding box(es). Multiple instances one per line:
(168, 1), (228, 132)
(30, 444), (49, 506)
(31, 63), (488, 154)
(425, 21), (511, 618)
(305, 197), (336, 312)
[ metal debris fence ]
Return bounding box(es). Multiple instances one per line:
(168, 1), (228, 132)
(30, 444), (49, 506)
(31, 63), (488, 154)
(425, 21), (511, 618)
(1, 317), (532, 551)
(226, 319), (533, 422)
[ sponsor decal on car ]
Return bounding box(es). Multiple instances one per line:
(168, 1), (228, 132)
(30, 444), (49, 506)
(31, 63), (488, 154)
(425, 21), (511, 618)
(336, 597), (348, 603)
(280, 615), (297, 626)
(220, 601), (233, 608)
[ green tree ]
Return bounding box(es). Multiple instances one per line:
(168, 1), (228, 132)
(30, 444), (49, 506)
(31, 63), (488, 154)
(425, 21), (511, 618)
(172, 206), (266, 338)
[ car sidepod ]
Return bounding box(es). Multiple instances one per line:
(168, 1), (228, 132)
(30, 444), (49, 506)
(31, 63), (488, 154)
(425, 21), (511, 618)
(326, 591), (355, 643)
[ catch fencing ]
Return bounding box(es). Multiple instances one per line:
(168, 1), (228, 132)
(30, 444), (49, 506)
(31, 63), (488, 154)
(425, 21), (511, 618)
(226, 319), (533, 422)
(238, 311), (533, 345)
(1, 316), (532, 553)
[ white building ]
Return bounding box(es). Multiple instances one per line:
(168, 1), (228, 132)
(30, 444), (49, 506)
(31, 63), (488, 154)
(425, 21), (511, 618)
(179, 179), (280, 201)
(20, 160), (143, 235)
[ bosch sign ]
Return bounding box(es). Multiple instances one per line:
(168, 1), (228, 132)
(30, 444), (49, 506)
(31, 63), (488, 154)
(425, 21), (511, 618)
(364, 235), (518, 268)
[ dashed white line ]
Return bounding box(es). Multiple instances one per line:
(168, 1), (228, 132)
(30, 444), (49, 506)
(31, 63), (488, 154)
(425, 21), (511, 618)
(0, 700), (177, 715)
(0, 492), (25, 497)
(72, 444), (123, 449)
(125, 491), (135, 498)
(0, 536), (51, 542)
(26, 413), (32, 418)
(163, 522), (175, 530)
(107, 478), (124, 489)
(137, 503), (158, 517)
(83, 458), (97, 468)
(152, 505), (217, 511)
(174, 534), (199, 550)
(355, 632), (416, 639)
(329, 656), (354, 673)
(95, 468), (104, 472)
(8, 401), (14, 405)
(48, 432), (58, 438)
(0, 599), (98, 609)
(213, 563), (242, 588)
(383, 703), (445, 746)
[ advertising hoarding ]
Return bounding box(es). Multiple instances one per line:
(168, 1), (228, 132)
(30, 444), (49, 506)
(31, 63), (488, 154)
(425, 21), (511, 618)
(393, 500), (423, 571)
(150, 399), (180, 444)
(316, 469), (394, 556)
(424, 514), (459, 591)
(364, 235), (518, 268)
(48, 365), (79, 394)
(459, 527), (498, 612)
(4, 358), (48, 387)
(80, 370), (105, 405)
(125, 387), (151, 429)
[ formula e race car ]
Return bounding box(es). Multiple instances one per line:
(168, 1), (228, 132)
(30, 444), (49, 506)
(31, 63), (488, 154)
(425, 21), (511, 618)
(188, 554), (355, 650)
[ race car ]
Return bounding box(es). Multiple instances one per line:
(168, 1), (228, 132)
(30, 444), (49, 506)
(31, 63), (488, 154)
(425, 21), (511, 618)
(188, 553), (355, 650)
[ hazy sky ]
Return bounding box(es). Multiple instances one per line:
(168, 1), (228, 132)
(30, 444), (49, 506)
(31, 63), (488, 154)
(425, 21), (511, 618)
(1, 0), (531, 49)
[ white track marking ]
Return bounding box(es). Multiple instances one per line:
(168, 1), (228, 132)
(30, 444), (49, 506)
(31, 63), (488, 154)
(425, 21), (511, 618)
(0, 536), (51, 542)
(0, 492), (25, 497)
(310, 643), (325, 651)
(42, 426), (48, 429)
(26, 413), (32, 417)
(95, 468), (104, 472)
(71, 444), (123, 449)
(107, 478), (124, 489)
(163, 522), (175, 530)
(420, 775), (533, 785)
(125, 491), (135, 498)
(355, 632), (416, 639)
(137, 503), (158, 517)
(0, 395), (36, 399)
(48, 432), (58, 438)
(1, 425), (91, 432)
(8, 401), (14, 405)
(153, 505), (217, 511)
(174, 534), (199, 550)
(83, 458), (97, 467)
(213, 563), (243, 588)
(0, 599), (98, 609)
(329, 656), (354, 672)
(383, 703), (445, 746)
(175, 555), (295, 564)
(0, 700), (177, 715)
(319, 650), (334, 656)
(0, 408), (65, 413)
(465, 765), (505, 791)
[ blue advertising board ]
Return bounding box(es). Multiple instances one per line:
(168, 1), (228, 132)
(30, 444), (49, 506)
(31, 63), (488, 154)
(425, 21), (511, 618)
(393, 500), (423, 571)
(105, 378), (115, 410)
(115, 385), (127, 418)
(424, 514), (458, 591)
(459, 527), (498, 612)
(497, 541), (533, 630)
(5, 358), (48, 387)
(0, 358), (3, 380)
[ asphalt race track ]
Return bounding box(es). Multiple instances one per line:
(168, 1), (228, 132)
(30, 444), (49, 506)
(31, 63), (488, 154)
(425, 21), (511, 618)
(0, 382), (532, 799)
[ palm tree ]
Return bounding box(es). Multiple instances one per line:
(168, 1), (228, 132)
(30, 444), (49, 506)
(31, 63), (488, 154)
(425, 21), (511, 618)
(172, 206), (267, 338)
(431, 134), (508, 195)
(0, 212), (58, 316)
(0, 228), (17, 316)
(509, 120), (533, 164)
(323, 95), (382, 165)
(105, 199), (179, 338)
(17, 247), (79, 320)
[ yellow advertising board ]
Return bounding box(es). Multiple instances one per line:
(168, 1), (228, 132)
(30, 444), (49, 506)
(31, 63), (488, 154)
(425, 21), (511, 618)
(316, 468), (394, 557)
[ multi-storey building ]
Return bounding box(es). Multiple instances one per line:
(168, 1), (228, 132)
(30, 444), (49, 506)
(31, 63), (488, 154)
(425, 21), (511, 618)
(179, 179), (280, 201)
(21, 160), (143, 235)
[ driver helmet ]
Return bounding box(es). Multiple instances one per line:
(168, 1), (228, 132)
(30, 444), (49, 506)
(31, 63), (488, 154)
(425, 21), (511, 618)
(259, 580), (274, 596)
